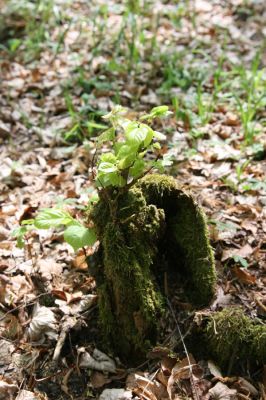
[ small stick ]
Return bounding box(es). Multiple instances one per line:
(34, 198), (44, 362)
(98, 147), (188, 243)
(166, 298), (200, 400)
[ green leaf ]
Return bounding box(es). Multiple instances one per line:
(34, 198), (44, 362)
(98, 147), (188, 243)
(129, 159), (145, 178)
(152, 142), (161, 150)
(98, 162), (118, 173)
(12, 226), (28, 248)
(64, 225), (97, 251)
(140, 105), (173, 121)
(100, 152), (117, 163)
(232, 255), (249, 268)
(97, 171), (126, 187)
(34, 208), (73, 229)
(97, 128), (115, 145)
(117, 145), (137, 169)
(125, 122), (154, 147)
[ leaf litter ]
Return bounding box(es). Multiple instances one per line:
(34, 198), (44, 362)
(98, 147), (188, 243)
(0, 0), (265, 399)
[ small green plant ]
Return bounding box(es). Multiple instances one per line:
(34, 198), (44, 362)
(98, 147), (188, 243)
(64, 93), (107, 142)
(95, 105), (172, 188)
(229, 54), (266, 143)
(0, 0), (65, 61)
(13, 105), (173, 251)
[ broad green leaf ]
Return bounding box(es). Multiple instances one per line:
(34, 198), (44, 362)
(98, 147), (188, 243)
(125, 122), (154, 147)
(64, 225), (97, 251)
(21, 219), (35, 226)
(12, 226), (28, 248)
(34, 209), (73, 229)
(97, 171), (126, 187)
(98, 162), (118, 173)
(117, 145), (137, 169)
(108, 172), (126, 187)
(140, 105), (173, 120)
(130, 159), (145, 178)
(97, 128), (115, 145)
(232, 255), (249, 268)
(100, 152), (117, 163)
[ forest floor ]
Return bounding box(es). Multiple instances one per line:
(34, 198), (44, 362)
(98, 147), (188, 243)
(0, 0), (265, 399)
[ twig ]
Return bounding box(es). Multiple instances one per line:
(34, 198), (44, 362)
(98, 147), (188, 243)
(166, 298), (200, 400)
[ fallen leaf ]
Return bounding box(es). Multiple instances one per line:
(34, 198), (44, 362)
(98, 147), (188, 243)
(222, 244), (254, 262)
(55, 294), (97, 315)
(38, 258), (63, 281)
(232, 377), (258, 397)
(28, 303), (58, 342)
(232, 266), (256, 285)
(79, 348), (116, 373)
(72, 253), (88, 270)
(208, 360), (223, 378)
(209, 382), (237, 400)
(15, 390), (38, 400)
(91, 371), (111, 389)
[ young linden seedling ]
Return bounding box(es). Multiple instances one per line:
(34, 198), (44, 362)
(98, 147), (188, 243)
(14, 105), (173, 252)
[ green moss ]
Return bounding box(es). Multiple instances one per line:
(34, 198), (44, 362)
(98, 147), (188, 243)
(90, 174), (216, 360)
(138, 174), (216, 305)
(206, 307), (266, 366)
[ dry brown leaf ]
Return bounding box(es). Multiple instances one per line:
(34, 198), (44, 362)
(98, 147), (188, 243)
(222, 244), (254, 261)
(72, 253), (88, 270)
(223, 112), (240, 127)
(240, 220), (257, 235)
(91, 371), (111, 389)
(79, 348), (116, 373)
(167, 355), (202, 400)
(38, 258), (64, 281)
(209, 382), (237, 400)
(127, 373), (167, 400)
(232, 266), (256, 285)
(28, 304), (58, 342)
(51, 289), (68, 301)
(232, 377), (258, 397)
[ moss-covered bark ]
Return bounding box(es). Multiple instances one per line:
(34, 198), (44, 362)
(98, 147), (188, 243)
(205, 308), (266, 367)
(90, 174), (216, 360)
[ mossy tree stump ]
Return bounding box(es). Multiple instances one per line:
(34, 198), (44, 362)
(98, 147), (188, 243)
(90, 174), (216, 360)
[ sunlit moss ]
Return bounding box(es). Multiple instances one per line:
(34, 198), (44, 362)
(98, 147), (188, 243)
(206, 307), (266, 366)
(90, 174), (216, 359)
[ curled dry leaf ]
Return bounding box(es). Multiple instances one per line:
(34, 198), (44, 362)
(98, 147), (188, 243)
(91, 371), (112, 389)
(209, 382), (237, 400)
(127, 372), (168, 400)
(222, 244), (254, 262)
(79, 348), (116, 373)
(232, 266), (256, 285)
(55, 294), (97, 315)
(28, 304), (58, 342)
(167, 355), (203, 400)
(232, 377), (258, 397)
(207, 360), (223, 379)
